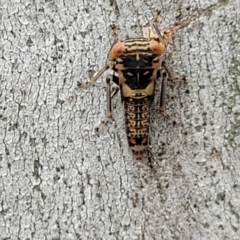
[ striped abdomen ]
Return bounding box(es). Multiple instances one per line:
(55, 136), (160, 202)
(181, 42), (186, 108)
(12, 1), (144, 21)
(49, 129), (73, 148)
(125, 97), (151, 160)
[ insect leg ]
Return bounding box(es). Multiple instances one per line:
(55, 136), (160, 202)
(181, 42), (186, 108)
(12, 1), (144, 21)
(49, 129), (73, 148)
(162, 61), (185, 81)
(159, 70), (177, 124)
(78, 26), (119, 88)
(151, 11), (166, 48)
(95, 74), (119, 131)
(77, 65), (110, 87)
(150, 11), (186, 49)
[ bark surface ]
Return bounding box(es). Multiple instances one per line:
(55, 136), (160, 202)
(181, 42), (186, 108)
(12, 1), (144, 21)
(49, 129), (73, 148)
(0, 0), (239, 239)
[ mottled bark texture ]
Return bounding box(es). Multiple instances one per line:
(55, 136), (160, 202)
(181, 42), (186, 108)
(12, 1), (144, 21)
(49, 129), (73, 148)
(0, 0), (239, 239)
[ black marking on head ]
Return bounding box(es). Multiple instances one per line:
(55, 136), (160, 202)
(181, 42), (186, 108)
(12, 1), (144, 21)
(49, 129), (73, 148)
(120, 54), (158, 69)
(122, 69), (153, 89)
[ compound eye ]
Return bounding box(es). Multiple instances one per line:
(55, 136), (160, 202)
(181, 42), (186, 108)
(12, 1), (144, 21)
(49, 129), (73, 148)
(109, 42), (124, 60)
(150, 40), (165, 55)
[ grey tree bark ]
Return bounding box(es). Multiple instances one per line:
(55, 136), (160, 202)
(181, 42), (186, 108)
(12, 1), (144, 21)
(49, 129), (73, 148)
(0, 0), (239, 239)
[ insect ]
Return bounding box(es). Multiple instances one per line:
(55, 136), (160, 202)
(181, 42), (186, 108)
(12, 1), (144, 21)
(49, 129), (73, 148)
(78, 12), (184, 159)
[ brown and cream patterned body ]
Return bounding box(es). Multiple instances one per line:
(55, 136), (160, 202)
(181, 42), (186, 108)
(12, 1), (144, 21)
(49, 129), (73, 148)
(109, 38), (163, 159)
(78, 12), (184, 160)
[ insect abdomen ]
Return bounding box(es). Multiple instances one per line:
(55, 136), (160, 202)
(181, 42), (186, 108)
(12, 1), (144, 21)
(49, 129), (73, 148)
(125, 97), (151, 160)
